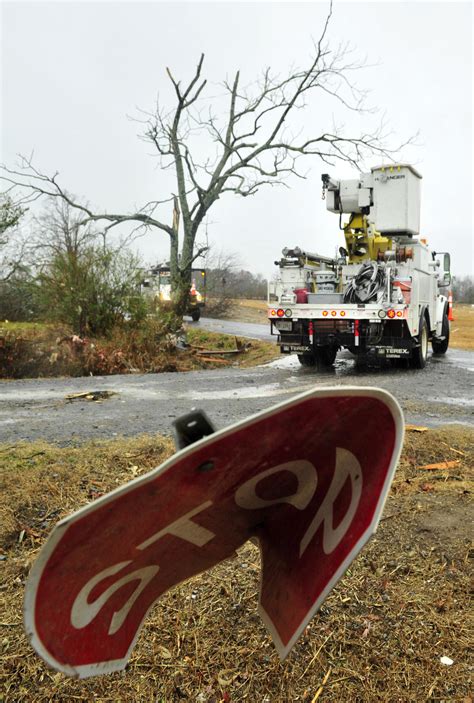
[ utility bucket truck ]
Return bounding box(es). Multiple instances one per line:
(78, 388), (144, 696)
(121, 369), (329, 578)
(268, 165), (451, 369)
(141, 265), (206, 321)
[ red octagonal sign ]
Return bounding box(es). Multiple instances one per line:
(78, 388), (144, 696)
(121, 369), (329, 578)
(24, 386), (403, 678)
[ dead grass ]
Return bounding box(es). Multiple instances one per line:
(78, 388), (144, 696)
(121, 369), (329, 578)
(217, 299), (269, 324)
(1, 426), (472, 701)
(450, 304), (474, 351)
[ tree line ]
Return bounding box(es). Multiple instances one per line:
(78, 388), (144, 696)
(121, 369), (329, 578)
(452, 275), (474, 304)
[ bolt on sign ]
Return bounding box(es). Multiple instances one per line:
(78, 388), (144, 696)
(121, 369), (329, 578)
(24, 387), (404, 678)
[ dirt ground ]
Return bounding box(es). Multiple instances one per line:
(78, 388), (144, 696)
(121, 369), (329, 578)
(220, 301), (474, 351)
(1, 426), (472, 702)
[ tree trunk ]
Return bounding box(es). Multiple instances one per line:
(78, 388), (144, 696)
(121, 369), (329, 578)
(173, 274), (191, 316)
(167, 196), (190, 316)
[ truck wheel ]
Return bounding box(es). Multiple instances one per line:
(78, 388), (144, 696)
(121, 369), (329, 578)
(297, 352), (317, 367)
(191, 308), (201, 322)
(410, 317), (429, 369)
(315, 345), (338, 367)
(432, 312), (450, 354)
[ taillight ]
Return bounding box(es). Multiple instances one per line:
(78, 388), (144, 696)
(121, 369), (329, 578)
(270, 309), (276, 316)
(331, 310), (337, 317)
(322, 310), (328, 317)
(340, 311), (346, 317)
(396, 311), (403, 318)
(387, 309), (396, 319)
(277, 308), (285, 317)
(285, 309), (292, 317)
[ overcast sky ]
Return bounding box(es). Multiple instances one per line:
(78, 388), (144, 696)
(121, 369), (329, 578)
(1, 1), (472, 277)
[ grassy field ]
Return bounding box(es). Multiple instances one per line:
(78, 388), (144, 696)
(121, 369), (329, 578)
(1, 426), (472, 702)
(450, 304), (474, 351)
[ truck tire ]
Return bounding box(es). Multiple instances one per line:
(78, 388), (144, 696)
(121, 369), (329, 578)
(410, 317), (429, 369)
(315, 345), (338, 367)
(191, 308), (201, 322)
(297, 352), (317, 367)
(432, 311), (450, 354)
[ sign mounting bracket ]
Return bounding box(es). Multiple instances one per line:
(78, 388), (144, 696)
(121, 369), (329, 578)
(172, 409), (216, 450)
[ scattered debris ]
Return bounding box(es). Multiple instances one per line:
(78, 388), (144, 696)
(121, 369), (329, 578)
(1, 324), (278, 378)
(197, 356), (230, 365)
(440, 656), (454, 666)
(157, 645), (172, 659)
(440, 442), (466, 456)
(406, 424), (429, 432)
(65, 391), (117, 403)
(417, 460), (461, 471)
(193, 337), (252, 357)
(310, 668), (331, 702)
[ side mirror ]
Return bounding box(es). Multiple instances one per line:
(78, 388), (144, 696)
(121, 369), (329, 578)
(436, 252), (451, 288)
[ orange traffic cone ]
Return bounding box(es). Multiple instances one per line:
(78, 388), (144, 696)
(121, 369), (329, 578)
(447, 291), (455, 321)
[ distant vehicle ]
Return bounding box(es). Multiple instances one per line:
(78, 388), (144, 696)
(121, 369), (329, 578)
(141, 265), (207, 321)
(268, 164), (451, 369)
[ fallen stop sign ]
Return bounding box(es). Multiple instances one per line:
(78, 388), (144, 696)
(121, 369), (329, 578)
(24, 386), (403, 678)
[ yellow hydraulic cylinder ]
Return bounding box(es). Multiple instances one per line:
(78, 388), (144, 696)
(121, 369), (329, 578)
(343, 214), (392, 263)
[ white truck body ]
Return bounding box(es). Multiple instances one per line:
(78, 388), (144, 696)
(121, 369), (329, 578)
(268, 166), (451, 368)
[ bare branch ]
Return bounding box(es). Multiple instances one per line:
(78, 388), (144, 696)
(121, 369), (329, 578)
(1, 157), (174, 236)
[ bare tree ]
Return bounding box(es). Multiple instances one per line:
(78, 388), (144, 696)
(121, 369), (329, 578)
(30, 198), (145, 335)
(0, 194), (28, 283)
(452, 275), (474, 303)
(204, 248), (243, 315)
(0, 4), (412, 313)
(31, 197), (98, 267)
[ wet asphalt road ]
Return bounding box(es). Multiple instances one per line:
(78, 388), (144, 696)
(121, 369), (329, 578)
(193, 317), (274, 342)
(0, 318), (472, 444)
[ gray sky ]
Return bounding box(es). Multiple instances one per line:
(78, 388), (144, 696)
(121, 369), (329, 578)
(1, 1), (473, 277)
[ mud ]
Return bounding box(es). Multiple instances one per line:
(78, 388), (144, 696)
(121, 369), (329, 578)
(0, 319), (472, 444)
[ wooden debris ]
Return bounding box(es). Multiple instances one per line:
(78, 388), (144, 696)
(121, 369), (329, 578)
(192, 336), (251, 358)
(440, 442), (466, 456)
(195, 343), (251, 357)
(406, 424), (429, 433)
(65, 390), (116, 402)
(417, 460), (461, 471)
(196, 348), (243, 356)
(311, 668), (331, 702)
(197, 356), (230, 364)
